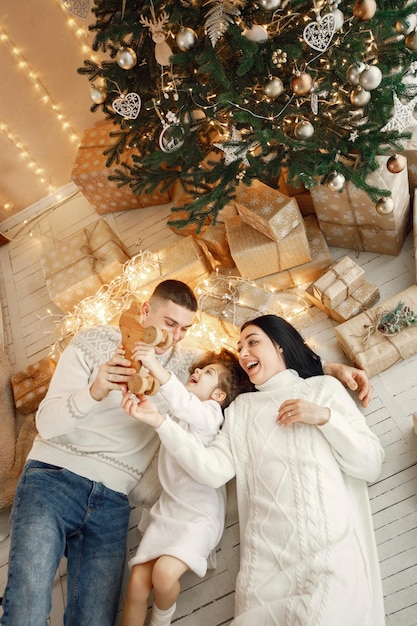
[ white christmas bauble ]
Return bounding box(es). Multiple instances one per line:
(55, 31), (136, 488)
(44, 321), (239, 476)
(327, 171), (346, 192)
(294, 120), (315, 139)
(264, 77), (284, 98)
(242, 25), (269, 42)
(359, 65), (382, 90)
(346, 62), (366, 85)
(259, 0), (281, 10)
(350, 87), (371, 106)
(176, 27), (197, 51)
(331, 8), (344, 31)
(89, 85), (106, 104)
(395, 15), (417, 35)
(116, 48), (137, 70)
(405, 30), (417, 51)
(375, 197), (394, 215)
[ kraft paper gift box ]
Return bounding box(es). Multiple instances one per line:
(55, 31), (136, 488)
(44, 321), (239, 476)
(41, 219), (130, 313)
(71, 121), (171, 214)
(399, 127), (417, 188)
(309, 156), (411, 254)
(11, 357), (56, 415)
(335, 285), (417, 378)
(414, 191), (417, 281)
(305, 279), (380, 324)
(254, 216), (331, 291)
(195, 222), (235, 269)
(278, 170), (315, 216)
(311, 256), (365, 309)
(225, 216), (283, 279)
(233, 180), (310, 262)
(143, 236), (212, 293)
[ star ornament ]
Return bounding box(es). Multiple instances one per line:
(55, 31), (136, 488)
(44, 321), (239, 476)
(381, 93), (417, 132)
(214, 126), (256, 166)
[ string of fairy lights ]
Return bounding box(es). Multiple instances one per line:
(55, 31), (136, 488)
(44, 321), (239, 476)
(0, 2), (96, 213)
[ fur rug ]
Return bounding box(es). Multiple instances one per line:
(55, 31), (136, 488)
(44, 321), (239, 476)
(0, 348), (38, 511)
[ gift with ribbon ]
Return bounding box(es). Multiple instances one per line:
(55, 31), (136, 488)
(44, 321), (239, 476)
(335, 285), (417, 377)
(306, 279), (380, 324)
(40, 219), (130, 312)
(309, 156), (411, 255)
(414, 190), (417, 281)
(311, 256), (366, 309)
(11, 357), (56, 414)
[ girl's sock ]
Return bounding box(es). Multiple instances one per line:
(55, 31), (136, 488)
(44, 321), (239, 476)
(149, 602), (176, 626)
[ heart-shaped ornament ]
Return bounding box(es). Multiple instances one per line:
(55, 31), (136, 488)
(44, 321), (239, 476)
(62, 0), (91, 19)
(112, 93), (142, 119)
(303, 14), (336, 52)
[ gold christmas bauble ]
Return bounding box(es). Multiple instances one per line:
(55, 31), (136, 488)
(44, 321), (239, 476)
(353, 0), (377, 21)
(405, 30), (417, 51)
(395, 15), (417, 35)
(89, 85), (106, 104)
(290, 73), (313, 96)
(386, 154), (407, 173)
(116, 47), (137, 70)
(346, 62), (366, 85)
(375, 197), (394, 215)
(264, 77), (285, 98)
(294, 120), (315, 140)
(350, 87), (371, 107)
(176, 27), (197, 51)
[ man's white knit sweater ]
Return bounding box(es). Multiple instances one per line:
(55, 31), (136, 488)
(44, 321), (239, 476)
(29, 325), (201, 495)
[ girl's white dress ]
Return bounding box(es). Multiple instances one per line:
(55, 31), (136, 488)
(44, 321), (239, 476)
(130, 374), (226, 577)
(156, 370), (386, 626)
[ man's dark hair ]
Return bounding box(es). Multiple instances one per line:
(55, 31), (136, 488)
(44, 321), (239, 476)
(150, 280), (198, 312)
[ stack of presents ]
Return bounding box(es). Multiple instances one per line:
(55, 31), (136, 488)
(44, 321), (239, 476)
(9, 121), (417, 417)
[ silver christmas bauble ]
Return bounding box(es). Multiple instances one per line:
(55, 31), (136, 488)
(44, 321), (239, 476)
(89, 85), (106, 104)
(176, 27), (197, 51)
(242, 25), (269, 42)
(259, 0), (281, 10)
(294, 120), (315, 140)
(264, 77), (284, 98)
(395, 15), (417, 35)
(331, 8), (345, 31)
(327, 171), (346, 192)
(346, 62), (366, 85)
(359, 65), (382, 90)
(350, 87), (371, 106)
(375, 197), (394, 215)
(405, 30), (417, 51)
(116, 48), (137, 70)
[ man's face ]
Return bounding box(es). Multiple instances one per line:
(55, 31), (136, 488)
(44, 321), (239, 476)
(142, 299), (195, 353)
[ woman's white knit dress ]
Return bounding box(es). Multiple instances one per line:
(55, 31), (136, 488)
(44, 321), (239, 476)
(129, 374), (226, 577)
(156, 370), (386, 626)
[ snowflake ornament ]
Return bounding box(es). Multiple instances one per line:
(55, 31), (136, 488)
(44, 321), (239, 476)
(214, 126), (255, 166)
(381, 93), (417, 132)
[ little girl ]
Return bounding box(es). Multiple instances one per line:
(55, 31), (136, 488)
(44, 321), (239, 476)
(120, 346), (251, 626)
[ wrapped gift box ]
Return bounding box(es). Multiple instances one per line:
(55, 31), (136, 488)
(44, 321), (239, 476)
(71, 121), (171, 214)
(143, 236), (212, 293)
(195, 222), (235, 269)
(311, 256), (365, 309)
(233, 180), (310, 260)
(399, 127), (417, 188)
(41, 219), (130, 313)
(254, 216), (331, 291)
(305, 279), (380, 324)
(414, 191), (417, 281)
(225, 216), (283, 279)
(310, 156), (411, 254)
(278, 170), (315, 216)
(335, 285), (417, 377)
(11, 357), (56, 414)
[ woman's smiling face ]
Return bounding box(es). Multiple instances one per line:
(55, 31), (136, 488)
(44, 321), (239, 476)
(237, 324), (287, 385)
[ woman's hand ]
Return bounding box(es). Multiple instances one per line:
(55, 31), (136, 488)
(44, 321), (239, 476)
(90, 345), (136, 402)
(277, 398), (330, 427)
(120, 387), (164, 428)
(322, 361), (372, 407)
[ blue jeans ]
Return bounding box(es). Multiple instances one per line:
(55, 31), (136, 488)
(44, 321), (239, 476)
(1, 460), (131, 626)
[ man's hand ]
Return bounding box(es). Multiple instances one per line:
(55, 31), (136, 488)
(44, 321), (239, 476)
(90, 346), (136, 402)
(323, 361), (372, 408)
(120, 388), (164, 428)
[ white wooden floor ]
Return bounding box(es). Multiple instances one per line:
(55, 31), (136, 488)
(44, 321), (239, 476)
(0, 188), (417, 625)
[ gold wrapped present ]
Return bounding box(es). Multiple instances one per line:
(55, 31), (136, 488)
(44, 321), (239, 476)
(71, 121), (171, 214)
(254, 216), (331, 291)
(414, 191), (417, 281)
(312, 256), (365, 309)
(11, 357), (56, 415)
(225, 216), (282, 279)
(306, 280), (380, 324)
(310, 156), (411, 254)
(40, 219), (130, 313)
(399, 128), (417, 189)
(195, 222), (235, 269)
(335, 285), (417, 377)
(278, 170), (315, 216)
(233, 180), (310, 257)
(144, 236), (212, 293)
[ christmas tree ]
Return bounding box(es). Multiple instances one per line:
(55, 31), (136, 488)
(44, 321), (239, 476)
(78, 0), (417, 229)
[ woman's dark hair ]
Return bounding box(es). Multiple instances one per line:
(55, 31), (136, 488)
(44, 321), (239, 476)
(190, 348), (254, 408)
(241, 315), (323, 379)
